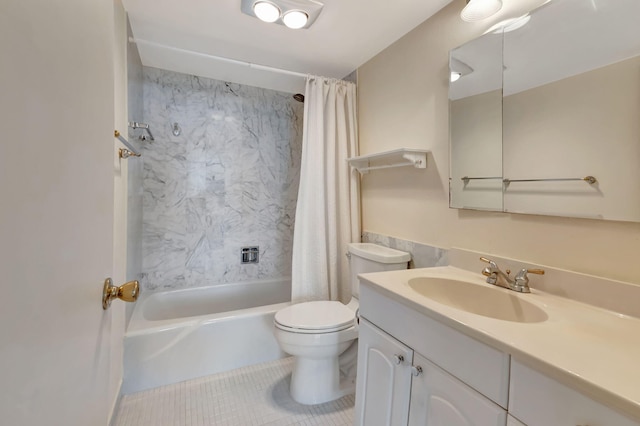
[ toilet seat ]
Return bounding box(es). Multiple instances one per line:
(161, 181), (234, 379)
(274, 301), (355, 334)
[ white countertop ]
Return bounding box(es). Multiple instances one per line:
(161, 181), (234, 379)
(358, 266), (640, 421)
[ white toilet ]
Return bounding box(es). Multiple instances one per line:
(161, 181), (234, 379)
(274, 242), (411, 405)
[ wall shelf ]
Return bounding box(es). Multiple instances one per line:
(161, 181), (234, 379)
(348, 148), (429, 174)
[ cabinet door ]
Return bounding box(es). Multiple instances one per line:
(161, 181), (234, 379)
(355, 319), (414, 426)
(408, 353), (507, 426)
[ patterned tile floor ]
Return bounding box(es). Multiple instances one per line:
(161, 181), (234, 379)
(113, 357), (355, 426)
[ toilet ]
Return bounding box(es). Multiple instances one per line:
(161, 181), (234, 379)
(274, 242), (411, 405)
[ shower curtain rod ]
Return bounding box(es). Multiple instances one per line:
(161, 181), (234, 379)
(128, 37), (309, 79)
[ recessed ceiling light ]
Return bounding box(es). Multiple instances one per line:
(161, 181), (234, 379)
(282, 10), (308, 29)
(460, 0), (503, 22)
(253, 1), (281, 23)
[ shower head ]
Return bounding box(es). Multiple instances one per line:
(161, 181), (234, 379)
(293, 93), (305, 103)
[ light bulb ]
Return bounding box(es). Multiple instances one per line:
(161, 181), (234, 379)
(460, 0), (503, 22)
(253, 1), (281, 23)
(282, 10), (308, 29)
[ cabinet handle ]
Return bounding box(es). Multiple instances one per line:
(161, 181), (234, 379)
(393, 354), (404, 365)
(411, 366), (423, 377)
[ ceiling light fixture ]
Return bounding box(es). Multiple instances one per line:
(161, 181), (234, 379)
(253, 1), (281, 23)
(241, 0), (323, 30)
(282, 10), (308, 29)
(460, 0), (503, 22)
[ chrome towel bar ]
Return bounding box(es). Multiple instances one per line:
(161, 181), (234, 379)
(461, 176), (503, 182)
(503, 176), (597, 185)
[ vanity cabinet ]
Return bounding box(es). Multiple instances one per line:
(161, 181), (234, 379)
(509, 360), (639, 426)
(356, 279), (640, 426)
(355, 316), (507, 426)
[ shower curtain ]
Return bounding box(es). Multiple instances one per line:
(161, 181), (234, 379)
(291, 75), (360, 304)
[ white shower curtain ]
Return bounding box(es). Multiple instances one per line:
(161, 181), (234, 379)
(291, 76), (360, 304)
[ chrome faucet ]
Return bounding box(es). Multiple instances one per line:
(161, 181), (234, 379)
(479, 257), (544, 293)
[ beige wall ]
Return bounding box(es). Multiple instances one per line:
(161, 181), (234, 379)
(503, 56), (640, 221)
(357, 1), (640, 284)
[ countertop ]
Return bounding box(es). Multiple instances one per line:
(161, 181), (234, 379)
(358, 266), (640, 421)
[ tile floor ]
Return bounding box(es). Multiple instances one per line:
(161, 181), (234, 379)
(113, 357), (355, 426)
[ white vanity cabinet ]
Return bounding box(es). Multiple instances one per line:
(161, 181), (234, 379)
(356, 276), (640, 426)
(509, 360), (640, 426)
(355, 274), (513, 426)
(355, 318), (507, 426)
(355, 319), (507, 426)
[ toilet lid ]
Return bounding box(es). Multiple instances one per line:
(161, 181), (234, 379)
(275, 301), (355, 332)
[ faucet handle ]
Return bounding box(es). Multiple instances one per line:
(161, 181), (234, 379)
(515, 268), (545, 280)
(479, 257), (498, 268)
(479, 257), (509, 274)
(512, 268), (545, 293)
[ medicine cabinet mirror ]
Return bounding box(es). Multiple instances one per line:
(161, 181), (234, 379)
(449, 0), (640, 222)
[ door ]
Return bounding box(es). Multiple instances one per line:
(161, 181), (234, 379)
(0, 0), (117, 424)
(355, 318), (414, 426)
(408, 353), (507, 426)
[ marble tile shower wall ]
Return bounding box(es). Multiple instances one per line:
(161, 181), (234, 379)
(141, 67), (303, 291)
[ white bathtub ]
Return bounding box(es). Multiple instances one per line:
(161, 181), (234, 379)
(122, 278), (291, 394)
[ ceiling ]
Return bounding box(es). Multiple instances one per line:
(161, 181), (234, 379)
(122, 0), (454, 93)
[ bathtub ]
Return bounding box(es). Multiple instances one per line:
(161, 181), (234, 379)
(122, 278), (291, 394)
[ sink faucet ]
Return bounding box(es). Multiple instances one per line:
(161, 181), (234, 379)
(479, 257), (544, 293)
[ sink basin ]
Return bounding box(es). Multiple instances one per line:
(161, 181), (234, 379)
(408, 277), (548, 323)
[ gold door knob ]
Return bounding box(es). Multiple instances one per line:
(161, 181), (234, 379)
(102, 278), (140, 310)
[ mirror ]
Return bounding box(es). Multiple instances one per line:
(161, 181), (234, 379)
(449, 32), (503, 211)
(450, 0), (640, 222)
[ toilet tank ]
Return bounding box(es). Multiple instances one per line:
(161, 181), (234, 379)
(347, 243), (411, 298)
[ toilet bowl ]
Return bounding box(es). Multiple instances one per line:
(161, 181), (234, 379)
(274, 243), (411, 405)
(274, 300), (358, 405)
